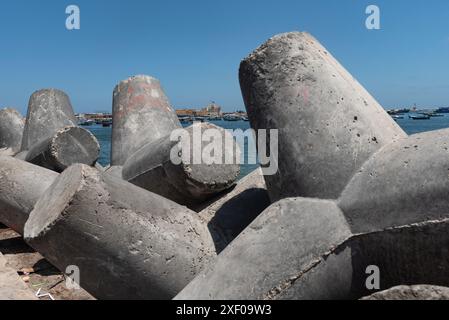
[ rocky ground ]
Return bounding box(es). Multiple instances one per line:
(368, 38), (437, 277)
(0, 223), (94, 300)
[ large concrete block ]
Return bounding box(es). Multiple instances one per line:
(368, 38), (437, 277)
(21, 89), (78, 152)
(122, 122), (240, 207)
(0, 108), (25, 154)
(239, 32), (406, 201)
(176, 198), (351, 300)
(176, 128), (449, 300)
(0, 156), (58, 234)
(339, 128), (449, 234)
(25, 126), (100, 172)
(24, 164), (216, 300)
(361, 285), (449, 300)
(197, 168), (271, 253)
(111, 75), (181, 166)
(176, 196), (449, 300)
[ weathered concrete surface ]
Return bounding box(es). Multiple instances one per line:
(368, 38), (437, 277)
(122, 122), (240, 207)
(0, 148), (15, 157)
(104, 165), (123, 179)
(25, 126), (100, 172)
(14, 150), (28, 160)
(176, 196), (449, 300)
(176, 198), (351, 300)
(339, 129), (449, 234)
(111, 75), (181, 166)
(239, 32), (406, 202)
(21, 89), (78, 152)
(0, 252), (37, 300)
(176, 128), (449, 299)
(24, 164), (216, 300)
(361, 285), (449, 300)
(0, 108), (25, 154)
(0, 156), (58, 234)
(197, 168), (271, 253)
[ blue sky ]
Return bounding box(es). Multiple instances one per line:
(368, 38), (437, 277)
(1, 0), (448, 113)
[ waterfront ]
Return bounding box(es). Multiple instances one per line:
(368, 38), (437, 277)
(86, 115), (449, 180)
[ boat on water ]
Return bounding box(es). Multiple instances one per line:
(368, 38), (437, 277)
(391, 115), (404, 120)
(420, 112), (444, 117)
(436, 107), (449, 113)
(79, 119), (95, 126)
(193, 116), (207, 122)
(409, 114), (431, 120)
(101, 119), (113, 127)
(223, 115), (242, 121)
(178, 116), (193, 123)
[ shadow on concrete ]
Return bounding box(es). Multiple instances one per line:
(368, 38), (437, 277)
(208, 188), (271, 254)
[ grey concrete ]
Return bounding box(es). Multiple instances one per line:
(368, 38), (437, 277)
(361, 285), (449, 300)
(176, 125), (449, 300)
(0, 252), (37, 300)
(0, 148), (15, 157)
(122, 122), (240, 207)
(0, 108), (25, 154)
(339, 128), (449, 234)
(239, 32), (406, 202)
(25, 126), (100, 172)
(21, 89), (78, 152)
(0, 156), (58, 234)
(176, 196), (449, 300)
(14, 150), (28, 160)
(197, 168), (271, 253)
(24, 164), (216, 300)
(111, 75), (181, 166)
(176, 198), (352, 300)
(95, 163), (105, 172)
(104, 165), (123, 179)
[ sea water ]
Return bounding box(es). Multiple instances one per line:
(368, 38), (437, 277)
(86, 115), (448, 180)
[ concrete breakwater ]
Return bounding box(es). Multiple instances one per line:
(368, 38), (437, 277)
(1, 32), (449, 300)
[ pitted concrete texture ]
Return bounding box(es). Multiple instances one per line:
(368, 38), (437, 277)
(175, 32), (449, 300)
(24, 164), (216, 300)
(111, 75), (181, 166)
(0, 108), (24, 154)
(21, 89), (78, 152)
(25, 126), (100, 172)
(0, 251), (36, 300)
(361, 285), (449, 300)
(122, 122), (240, 207)
(0, 156), (58, 234)
(239, 32), (406, 202)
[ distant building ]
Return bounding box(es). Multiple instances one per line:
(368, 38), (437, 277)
(203, 102), (221, 116)
(176, 102), (223, 117)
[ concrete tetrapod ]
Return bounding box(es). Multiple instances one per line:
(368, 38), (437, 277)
(176, 129), (449, 300)
(0, 156), (58, 234)
(122, 122), (240, 208)
(0, 108), (25, 154)
(24, 164), (216, 300)
(361, 285), (449, 300)
(25, 126), (100, 172)
(21, 89), (78, 152)
(111, 75), (181, 166)
(239, 32), (406, 201)
(197, 168), (271, 253)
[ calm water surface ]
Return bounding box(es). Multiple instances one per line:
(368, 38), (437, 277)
(86, 114), (449, 180)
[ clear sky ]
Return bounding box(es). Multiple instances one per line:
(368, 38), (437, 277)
(1, 0), (448, 114)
